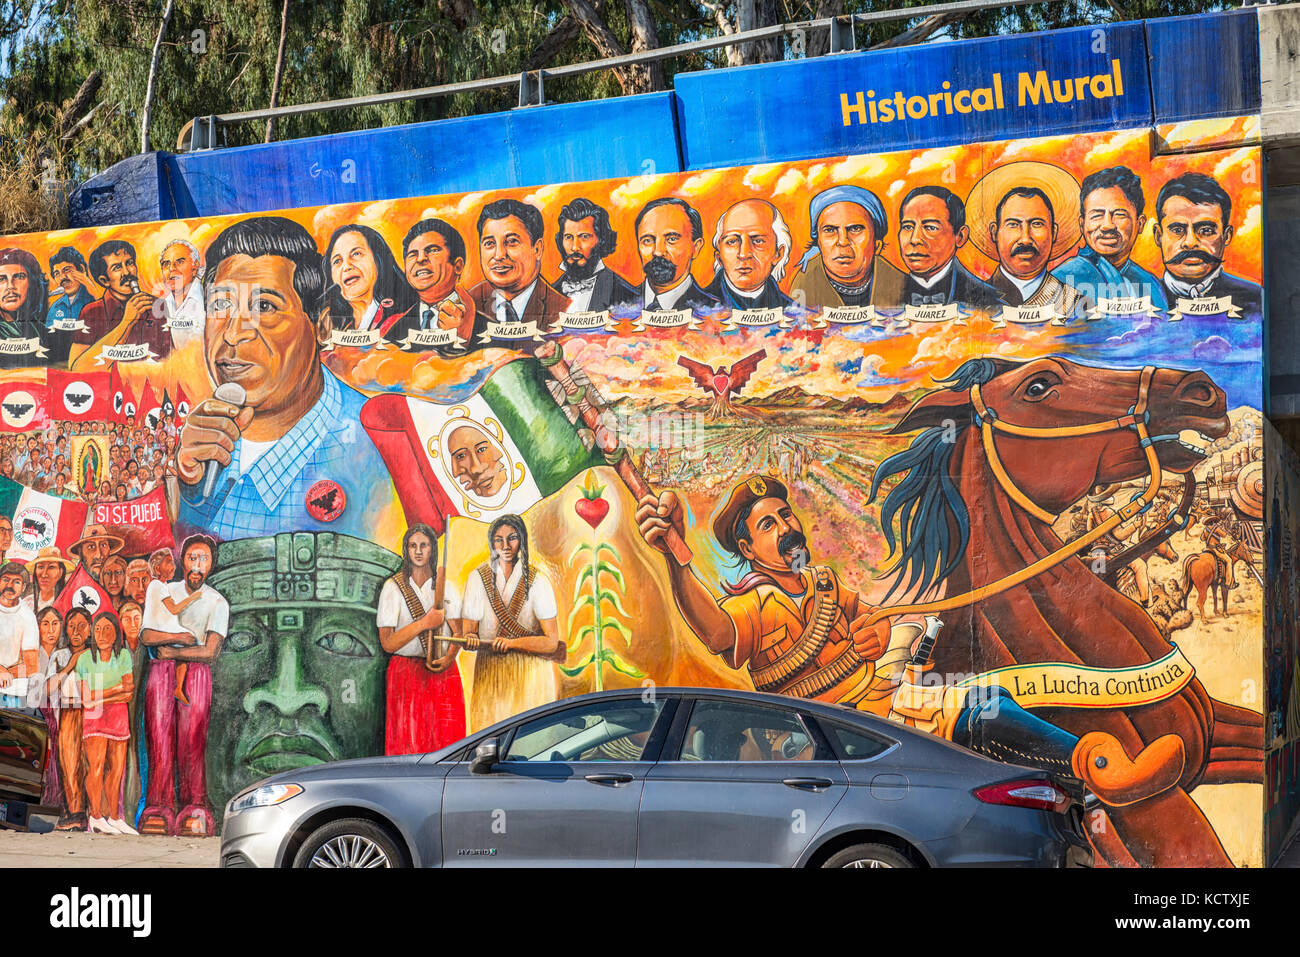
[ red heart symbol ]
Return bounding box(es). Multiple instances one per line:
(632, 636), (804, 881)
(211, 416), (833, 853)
(575, 497), (609, 530)
(712, 374), (729, 394)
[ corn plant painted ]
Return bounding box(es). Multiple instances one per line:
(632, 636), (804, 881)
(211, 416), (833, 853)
(563, 470), (642, 690)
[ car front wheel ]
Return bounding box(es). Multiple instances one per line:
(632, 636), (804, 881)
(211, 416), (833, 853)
(293, 818), (407, 869)
(820, 843), (914, 868)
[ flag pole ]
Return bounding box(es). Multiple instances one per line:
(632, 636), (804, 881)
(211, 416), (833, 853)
(535, 342), (693, 567)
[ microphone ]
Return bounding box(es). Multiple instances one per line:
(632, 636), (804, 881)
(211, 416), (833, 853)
(200, 382), (247, 502)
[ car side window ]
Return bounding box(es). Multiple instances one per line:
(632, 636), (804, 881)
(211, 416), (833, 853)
(503, 699), (665, 763)
(822, 722), (892, 760)
(678, 700), (818, 761)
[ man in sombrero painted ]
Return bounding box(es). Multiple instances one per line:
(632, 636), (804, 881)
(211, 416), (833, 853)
(966, 161), (1087, 320)
(68, 524), (124, 585)
(636, 475), (1192, 806)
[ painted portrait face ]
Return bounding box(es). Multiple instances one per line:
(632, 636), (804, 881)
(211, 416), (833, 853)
(815, 202), (878, 286)
(93, 615), (116, 653)
(125, 563), (150, 604)
(206, 253), (324, 417)
(403, 230), (462, 301)
(51, 260), (82, 296)
(1082, 185), (1144, 263)
(561, 216), (601, 271)
(0, 517), (11, 554)
(66, 612), (89, 651)
(78, 538), (114, 579)
(717, 201), (781, 293)
(33, 560), (63, 596)
(0, 570), (23, 604)
(737, 497), (808, 573)
(100, 556), (126, 597)
(899, 193), (966, 278)
(150, 552), (175, 582)
(183, 543), (213, 590)
(992, 192), (1056, 280)
(491, 525), (521, 565)
(406, 531), (434, 570)
(119, 604), (142, 644)
(0, 264), (30, 316)
(1154, 194), (1232, 283)
(447, 424), (507, 498)
(479, 215), (542, 295)
(206, 606), (386, 816)
(160, 242), (199, 296)
(37, 611), (61, 647)
(98, 250), (138, 298)
(637, 203), (701, 292)
(329, 230), (378, 306)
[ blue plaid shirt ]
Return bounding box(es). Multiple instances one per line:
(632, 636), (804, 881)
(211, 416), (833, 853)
(178, 369), (393, 541)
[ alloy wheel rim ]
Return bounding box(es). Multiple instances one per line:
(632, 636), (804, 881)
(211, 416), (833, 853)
(845, 858), (892, 868)
(310, 835), (391, 868)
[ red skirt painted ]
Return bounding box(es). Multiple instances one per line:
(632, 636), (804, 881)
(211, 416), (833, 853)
(385, 655), (466, 756)
(82, 701), (129, 741)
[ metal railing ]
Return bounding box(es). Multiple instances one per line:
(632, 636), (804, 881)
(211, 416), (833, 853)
(184, 0), (1062, 150)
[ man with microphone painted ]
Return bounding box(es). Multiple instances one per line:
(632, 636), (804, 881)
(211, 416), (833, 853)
(173, 216), (395, 541)
(70, 239), (169, 368)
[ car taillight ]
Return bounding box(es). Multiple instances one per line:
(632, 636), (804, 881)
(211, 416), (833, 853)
(973, 778), (1071, 813)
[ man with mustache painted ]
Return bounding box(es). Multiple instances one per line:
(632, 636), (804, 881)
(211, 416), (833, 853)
(555, 197), (639, 313)
(0, 563), (38, 709)
(140, 534), (229, 836)
(1154, 171), (1261, 317)
(635, 477), (1190, 803)
(635, 197), (720, 313)
(1052, 166), (1168, 311)
(636, 476), (884, 704)
(381, 218), (479, 353)
(984, 186), (1085, 318)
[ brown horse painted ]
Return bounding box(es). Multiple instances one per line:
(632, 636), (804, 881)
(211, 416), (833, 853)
(875, 355), (1263, 867)
(1182, 541), (1256, 622)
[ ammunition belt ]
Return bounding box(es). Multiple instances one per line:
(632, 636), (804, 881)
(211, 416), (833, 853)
(747, 567), (838, 690)
(765, 643), (866, 700)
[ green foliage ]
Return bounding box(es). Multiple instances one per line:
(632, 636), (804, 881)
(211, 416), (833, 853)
(565, 526), (639, 687)
(0, 0), (1243, 189)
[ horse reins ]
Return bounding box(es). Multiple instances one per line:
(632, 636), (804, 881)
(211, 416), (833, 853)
(864, 365), (1166, 627)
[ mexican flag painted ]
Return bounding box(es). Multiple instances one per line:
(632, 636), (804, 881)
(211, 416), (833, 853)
(0, 476), (89, 562)
(360, 357), (601, 534)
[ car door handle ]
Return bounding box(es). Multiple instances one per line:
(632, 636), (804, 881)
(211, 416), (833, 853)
(783, 777), (834, 791)
(585, 773), (634, 787)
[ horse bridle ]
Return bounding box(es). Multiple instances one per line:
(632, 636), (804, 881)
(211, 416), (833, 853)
(864, 365), (1168, 626)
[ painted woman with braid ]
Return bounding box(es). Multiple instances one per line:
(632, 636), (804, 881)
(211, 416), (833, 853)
(458, 515), (563, 731)
(376, 523), (465, 754)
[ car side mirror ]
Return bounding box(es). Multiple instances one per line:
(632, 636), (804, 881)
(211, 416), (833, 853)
(470, 738), (499, 775)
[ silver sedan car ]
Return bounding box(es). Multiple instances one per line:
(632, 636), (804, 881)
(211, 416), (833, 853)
(219, 687), (1093, 868)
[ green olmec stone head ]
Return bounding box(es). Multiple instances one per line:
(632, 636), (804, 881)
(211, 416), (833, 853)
(205, 532), (400, 815)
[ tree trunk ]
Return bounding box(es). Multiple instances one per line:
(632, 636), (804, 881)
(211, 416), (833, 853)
(562, 0), (661, 95)
(525, 0), (610, 71)
(266, 0), (292, 142)
(140, 0), (175, 154)
(59, 70), (103, 137)
(621, 0), (663, 91)
(733, 0), (781, 65)
(805, 0), (844, 58)
(869, 11), (966, 50)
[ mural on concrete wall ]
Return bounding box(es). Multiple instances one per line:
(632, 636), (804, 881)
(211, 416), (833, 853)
(1265, 420), (1300, 864)
(0, 121), (1267, 866)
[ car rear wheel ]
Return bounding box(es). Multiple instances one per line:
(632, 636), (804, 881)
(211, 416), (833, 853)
(821, 843), (914, 868)
(293, 818), (407, 869)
